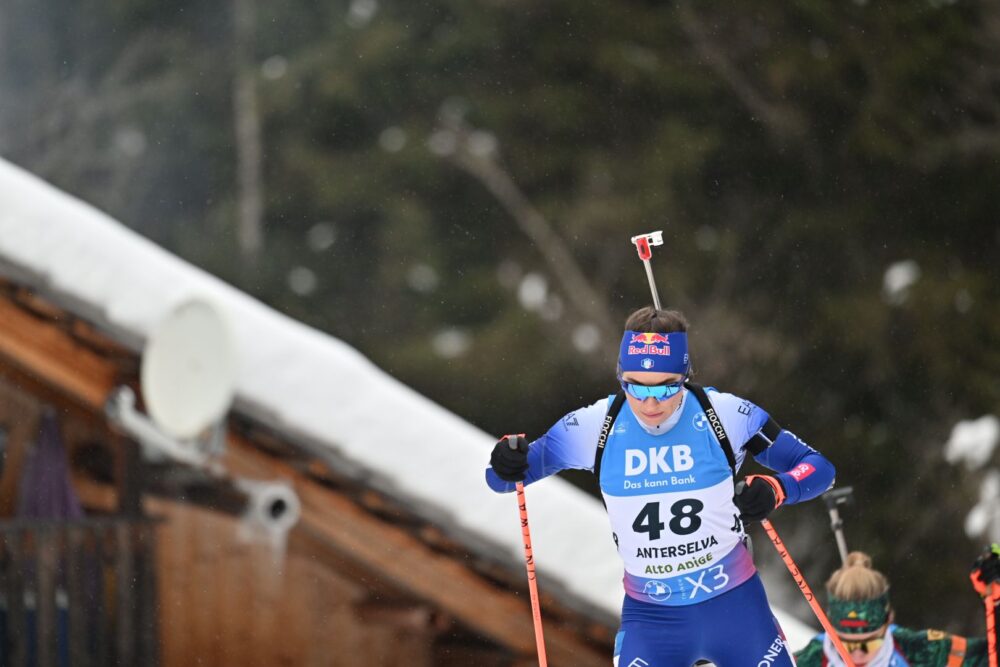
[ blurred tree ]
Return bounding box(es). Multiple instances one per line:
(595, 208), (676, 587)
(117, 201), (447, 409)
(2, 0), (998, 632)
(232, 0), (265, 263)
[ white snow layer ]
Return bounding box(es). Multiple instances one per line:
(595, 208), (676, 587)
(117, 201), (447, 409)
(945, 415), (1000, 471)
(0, 158), (816, 650)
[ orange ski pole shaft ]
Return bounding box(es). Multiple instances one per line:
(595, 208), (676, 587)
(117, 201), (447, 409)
(987, 582), (997, 667)
(516, 480), (548, 666)
(506, 434), (548, 667)
(761, 519), (856, 667)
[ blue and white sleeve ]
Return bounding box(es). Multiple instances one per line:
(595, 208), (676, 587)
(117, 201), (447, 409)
(485, 398), (609, 493)
(710, 390), (836, 505)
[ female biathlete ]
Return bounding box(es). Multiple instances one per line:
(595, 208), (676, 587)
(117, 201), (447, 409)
(794, 547), (1000, 666)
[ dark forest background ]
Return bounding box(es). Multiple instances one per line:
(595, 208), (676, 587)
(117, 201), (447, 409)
(2, 0), (999, 635)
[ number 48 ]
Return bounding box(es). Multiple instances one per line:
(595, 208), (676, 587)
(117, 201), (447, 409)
(632, 499), (704, 540)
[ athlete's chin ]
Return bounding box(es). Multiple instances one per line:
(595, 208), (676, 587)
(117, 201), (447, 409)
(639, 413), (667, 425)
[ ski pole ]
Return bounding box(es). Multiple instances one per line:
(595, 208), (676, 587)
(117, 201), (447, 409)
(972, 544), (1000, 667)
(987, 582), (997, 667)
(505, 434), (548, 667)
(822, 486), (854, 566)
(630, 231), (665, 309)
(760, 518), (857, 667)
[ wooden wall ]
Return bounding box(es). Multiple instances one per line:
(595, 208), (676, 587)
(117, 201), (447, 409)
(0, 381), (561, 666)
(0, 295), (608, 666)
(151, 497), (437, 667)
(0, 379), (442, 667)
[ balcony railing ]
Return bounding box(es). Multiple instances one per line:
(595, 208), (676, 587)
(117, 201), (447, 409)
(0, 518), (158, 667)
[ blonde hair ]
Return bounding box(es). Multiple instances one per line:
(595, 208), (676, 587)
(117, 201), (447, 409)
(826, 551), (890, 601)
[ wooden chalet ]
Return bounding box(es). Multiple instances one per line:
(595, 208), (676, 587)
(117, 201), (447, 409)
(0, 161), (618, 666)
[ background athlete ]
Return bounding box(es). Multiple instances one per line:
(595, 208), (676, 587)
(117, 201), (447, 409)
(794, 547), (1000, 666)
(486, 306), (837, 666)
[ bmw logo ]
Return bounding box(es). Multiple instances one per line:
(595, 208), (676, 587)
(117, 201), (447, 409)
(693, 414), (708, 431)
(641, 358), (654, 370)
(643, 580), (672, 602)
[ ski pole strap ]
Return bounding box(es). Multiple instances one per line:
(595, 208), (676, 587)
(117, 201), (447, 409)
(684, 382), (737, 477)
(593, 392), (627, 499)
(745, 474), (786, 509)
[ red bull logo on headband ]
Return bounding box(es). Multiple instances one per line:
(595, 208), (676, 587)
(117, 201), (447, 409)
(628, 332), (672, 355)
(619, 330), (690, 374)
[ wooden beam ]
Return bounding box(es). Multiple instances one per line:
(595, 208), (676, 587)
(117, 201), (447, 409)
(0, 297), (118, 411)
(353, 601), (441, 632)
(221, 437), (610, 667)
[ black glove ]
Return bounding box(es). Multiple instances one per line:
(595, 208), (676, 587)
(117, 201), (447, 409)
(734, 475), (785, 523)
(974, 544), (1000, 584)
(970, 543), (1000, 603)
(489, 435), (529, 482)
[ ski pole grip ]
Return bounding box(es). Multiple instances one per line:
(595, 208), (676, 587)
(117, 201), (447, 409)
(822, 486), (854, 510)
(746, 474), (786, 508)
(630, 231), (664, 261)
(503, 433), (526, 450)
(635, 236), (652, 260)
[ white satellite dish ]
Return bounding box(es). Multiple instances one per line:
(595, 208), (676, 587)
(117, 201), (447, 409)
(141, 298), (237, 440)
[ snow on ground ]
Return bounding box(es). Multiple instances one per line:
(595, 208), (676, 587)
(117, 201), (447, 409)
(0, 157), (817, 650)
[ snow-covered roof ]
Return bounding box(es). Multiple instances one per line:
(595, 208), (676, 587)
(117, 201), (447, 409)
(0, 157), (816, 650)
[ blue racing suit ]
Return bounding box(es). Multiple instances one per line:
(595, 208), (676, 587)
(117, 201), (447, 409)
(486, 388), (835, 666)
